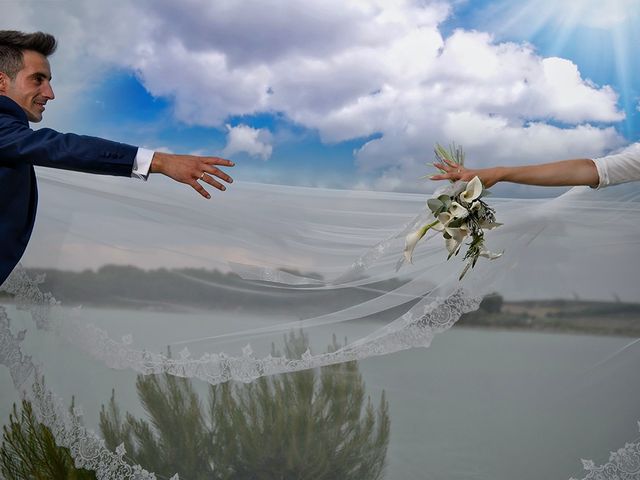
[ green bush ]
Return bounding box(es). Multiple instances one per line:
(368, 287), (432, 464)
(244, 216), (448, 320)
(0, 400), (97, 480)
(100, 332), (390, 480)
(1, 332), (390, 479)
(479, 293), (503, 313)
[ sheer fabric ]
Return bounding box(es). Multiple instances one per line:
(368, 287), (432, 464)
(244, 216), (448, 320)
(1, 166), (639, 479)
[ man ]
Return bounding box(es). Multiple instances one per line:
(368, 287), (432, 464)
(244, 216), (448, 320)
(0, 30), (234, 285)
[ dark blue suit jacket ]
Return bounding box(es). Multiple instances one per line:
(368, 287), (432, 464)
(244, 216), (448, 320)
(0, 95), (138, 285)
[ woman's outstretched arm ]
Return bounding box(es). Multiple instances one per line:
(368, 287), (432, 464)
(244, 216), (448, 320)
(430, 158), (599, 189)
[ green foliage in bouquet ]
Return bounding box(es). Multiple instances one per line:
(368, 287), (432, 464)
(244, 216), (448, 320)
(100, 331), (391, 480)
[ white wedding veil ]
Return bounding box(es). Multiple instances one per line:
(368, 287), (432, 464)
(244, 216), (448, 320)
(1, 167), (639, 479)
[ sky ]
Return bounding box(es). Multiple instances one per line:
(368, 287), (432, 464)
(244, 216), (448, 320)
(2, 0), (640, 196)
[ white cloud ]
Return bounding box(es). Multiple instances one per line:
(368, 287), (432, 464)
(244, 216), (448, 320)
(222, 124), (273, 160)
(533, 57), (623, 123)
(2, 0), (629, 190)
(354, 111), (624, 191)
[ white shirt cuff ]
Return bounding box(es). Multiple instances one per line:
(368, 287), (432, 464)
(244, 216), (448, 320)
(131, 148), (154, 181)
(590, 158), (607, 190)
(591, 143), (640, 189)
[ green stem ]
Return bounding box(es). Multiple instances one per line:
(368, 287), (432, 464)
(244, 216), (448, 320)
(418, 220), (439, 238)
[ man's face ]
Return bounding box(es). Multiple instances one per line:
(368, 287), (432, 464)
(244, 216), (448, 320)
(0, 49), (54, 122)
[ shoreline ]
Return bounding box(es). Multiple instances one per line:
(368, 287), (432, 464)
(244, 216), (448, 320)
(456, 298), (640, 338)
(3, 296), (639, 337)
(453, 322), (640, 338)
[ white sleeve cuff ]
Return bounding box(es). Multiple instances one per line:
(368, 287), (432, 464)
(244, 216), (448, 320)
(131, 148), (154, 181)
(591, 143), (640, 189)
(591, 157), (608, 190)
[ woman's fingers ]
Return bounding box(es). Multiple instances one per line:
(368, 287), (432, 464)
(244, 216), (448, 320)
(443, 157), (459, 168)
(430, 173), (450, 180)
(433, 161), (462, 173)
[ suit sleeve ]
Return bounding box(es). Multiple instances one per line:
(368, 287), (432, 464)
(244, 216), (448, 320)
(0, 112), (137, 177)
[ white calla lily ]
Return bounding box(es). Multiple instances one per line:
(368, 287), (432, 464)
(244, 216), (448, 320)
(449, 201), (469, 219)
(443, 226), (468, 256)
(445, 237), (461, 255)
(404, 230), (423, 264)
(432, 212), (452, 232)
(403, 220), (438, 264)
(437, 212), (453, 226)
(461, 176), (483, 203)
(445, 225), (468, 241)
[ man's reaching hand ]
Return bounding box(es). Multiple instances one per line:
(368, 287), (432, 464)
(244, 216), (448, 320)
(150, 152), (234, 199)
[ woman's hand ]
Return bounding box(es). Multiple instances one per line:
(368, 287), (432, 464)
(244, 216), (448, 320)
(430, 157), (502, 188)
(431, 157), (599, 188)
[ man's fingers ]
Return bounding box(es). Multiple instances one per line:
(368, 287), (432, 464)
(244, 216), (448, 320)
(205, 157), (235, 167)
(190, 180), (211, 199)
(201, 173), (226, 191)
(204, 166), (233, 184)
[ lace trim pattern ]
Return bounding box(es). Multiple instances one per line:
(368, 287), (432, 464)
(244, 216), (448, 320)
(28, 378), (164, 479)
(2, 265), (481, 385)
(0, 265), (479, 479)
(9, 266), (640, 480)
(1, 270), (166, 479)
(61, 287), (481, 384)
(572, 425), (640, 480)
(0, 264), (58, 330)
(0, 306), (34, 389)
(0, 325), (163, 478)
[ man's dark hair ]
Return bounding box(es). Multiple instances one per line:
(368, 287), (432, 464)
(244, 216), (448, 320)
(0, 31), (57, 79)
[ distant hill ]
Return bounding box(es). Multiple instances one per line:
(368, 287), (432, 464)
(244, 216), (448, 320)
(458, 294), (640, 336)
(3, 265), (409, 320)
(2, 266), (638, 336)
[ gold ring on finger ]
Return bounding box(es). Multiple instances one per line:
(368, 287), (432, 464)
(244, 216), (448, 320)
(200, 172), (206, 180)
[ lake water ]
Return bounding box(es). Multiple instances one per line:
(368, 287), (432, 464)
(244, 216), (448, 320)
(1, 306), (638, 480)
(361, 327), (640, 479)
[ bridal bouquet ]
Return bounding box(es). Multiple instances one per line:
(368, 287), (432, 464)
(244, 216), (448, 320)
(403, 144), (502, 280)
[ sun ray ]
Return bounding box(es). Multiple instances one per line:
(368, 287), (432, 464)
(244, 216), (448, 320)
(470, 0), (640, 140)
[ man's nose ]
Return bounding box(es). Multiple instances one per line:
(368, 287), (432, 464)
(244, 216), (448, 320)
(43, 82), (55, 100)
